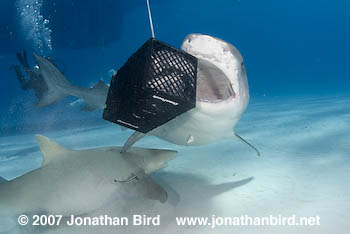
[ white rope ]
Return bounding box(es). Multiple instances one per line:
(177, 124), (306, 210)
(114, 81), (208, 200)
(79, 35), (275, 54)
(146, 0), (155, 38)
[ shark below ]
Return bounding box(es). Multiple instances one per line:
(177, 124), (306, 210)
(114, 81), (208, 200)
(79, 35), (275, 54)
(0, 135), (176, 216)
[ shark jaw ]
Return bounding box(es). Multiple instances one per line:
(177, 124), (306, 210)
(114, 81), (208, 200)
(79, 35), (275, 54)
(146, 34), (250, 146)
(182, 33), (249, 106)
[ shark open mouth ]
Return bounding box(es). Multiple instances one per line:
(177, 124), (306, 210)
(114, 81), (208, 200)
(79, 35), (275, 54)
(196, 59), (235, 103)
(181, 34), (243, 104)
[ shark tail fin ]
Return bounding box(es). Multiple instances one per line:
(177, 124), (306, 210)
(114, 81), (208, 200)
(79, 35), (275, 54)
(234, 133), (261, 156)
(0, 176), (8, 184)
(33, 54), (72, 107)
(35, 135), (72, 167)
(36, 90), (69, 108)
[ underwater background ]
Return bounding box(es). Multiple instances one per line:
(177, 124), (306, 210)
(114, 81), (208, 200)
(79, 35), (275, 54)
(1, 0), (350, 131)
(0, 0), (349, 234)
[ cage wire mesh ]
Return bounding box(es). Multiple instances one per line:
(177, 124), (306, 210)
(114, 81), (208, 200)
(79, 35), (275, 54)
(103, 38), (198, 133)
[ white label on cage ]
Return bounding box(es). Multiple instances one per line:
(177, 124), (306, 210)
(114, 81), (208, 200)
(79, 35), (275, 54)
(117, 120), (139, 129)
(152, 95), (179, 106)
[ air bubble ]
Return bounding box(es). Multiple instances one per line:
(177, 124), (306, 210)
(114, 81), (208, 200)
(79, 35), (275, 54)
(17, 0), (52, 54)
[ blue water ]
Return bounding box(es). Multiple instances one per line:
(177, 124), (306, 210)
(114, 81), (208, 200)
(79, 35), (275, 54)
(1, 0), (349, 131)
(0, 1), (349, 234)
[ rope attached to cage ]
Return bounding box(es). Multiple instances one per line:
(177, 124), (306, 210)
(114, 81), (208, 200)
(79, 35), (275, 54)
(146, 0), (155, 38)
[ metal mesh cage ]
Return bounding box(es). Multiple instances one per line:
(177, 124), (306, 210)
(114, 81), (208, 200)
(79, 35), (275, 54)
(103, 38), (198, 133)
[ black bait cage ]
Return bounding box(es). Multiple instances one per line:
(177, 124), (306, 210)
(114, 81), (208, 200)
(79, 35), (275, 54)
(103, 38), (198, 133)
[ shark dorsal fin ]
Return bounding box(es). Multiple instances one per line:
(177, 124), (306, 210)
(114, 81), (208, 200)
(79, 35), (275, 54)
(35, 135), (72, 167)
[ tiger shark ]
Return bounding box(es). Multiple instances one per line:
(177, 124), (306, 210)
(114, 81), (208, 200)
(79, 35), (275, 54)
(33, 54), (109, 111)
(0, 135), (176, 216)
(122, 34), (260, 156)
(32, 34), (259, 155)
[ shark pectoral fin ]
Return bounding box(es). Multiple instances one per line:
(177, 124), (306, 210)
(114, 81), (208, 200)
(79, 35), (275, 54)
(136, 173), (168, 203)
(0, 176), (8, 184)
(121, 132), (146, 154)
(234, 133), (261, 156)
(35, 135), (72, 166)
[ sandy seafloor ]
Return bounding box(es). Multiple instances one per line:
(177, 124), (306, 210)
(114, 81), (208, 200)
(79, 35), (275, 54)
(0, 95), (349, 234)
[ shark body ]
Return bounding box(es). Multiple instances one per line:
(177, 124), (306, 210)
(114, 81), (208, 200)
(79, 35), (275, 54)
(34, 54), (109, 111)
(123, 34), (259, 155)
(0, 135), (176, 216)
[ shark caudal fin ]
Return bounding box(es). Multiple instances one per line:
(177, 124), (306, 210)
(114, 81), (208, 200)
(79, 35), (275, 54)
(35, 135), (72, 167)
(33, 54), (72, 107)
